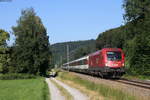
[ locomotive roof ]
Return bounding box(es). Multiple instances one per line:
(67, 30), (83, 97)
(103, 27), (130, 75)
(89, 48), (122, 56)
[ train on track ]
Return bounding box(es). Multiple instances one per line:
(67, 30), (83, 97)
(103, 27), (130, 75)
(62, 48), (125, 78)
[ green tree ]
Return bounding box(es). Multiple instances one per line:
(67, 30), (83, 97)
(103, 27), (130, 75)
(0, 29), (9, 46)
(73, 47), (88, 59)
(96, 26), (125, 50)
(123, 0), (150, 21)
(123, 0), (150, 75)
(0, 29), (10, 73)
(11, 8), (51, 75)
(72, 44), (95, 60)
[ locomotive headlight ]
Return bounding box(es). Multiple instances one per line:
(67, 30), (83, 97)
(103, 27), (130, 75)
(105, 63), (108, 66)
(122, 63), (125, 66)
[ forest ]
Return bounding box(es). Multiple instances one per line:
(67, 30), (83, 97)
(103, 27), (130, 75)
(51, 39), (95, 66)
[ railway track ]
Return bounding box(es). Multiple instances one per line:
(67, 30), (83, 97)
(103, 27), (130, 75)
(66, 71), (150, 100)
(81, 72), (150, 90)
(85, 73), (150, 89)
(63, 70), (150, 90)
(115, 78), (150, 89)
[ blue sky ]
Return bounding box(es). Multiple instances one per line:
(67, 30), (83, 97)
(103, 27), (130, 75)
(0, 0), (124, 44)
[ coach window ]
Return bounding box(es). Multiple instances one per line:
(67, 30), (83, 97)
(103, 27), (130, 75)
(80, 61), (82, 65)
(81, 60), (83, 65)
(84, 59), (87, 64)
(82, 60), (84, 65)
(77, 62), (80, 65)
(76, 62), (78, 66)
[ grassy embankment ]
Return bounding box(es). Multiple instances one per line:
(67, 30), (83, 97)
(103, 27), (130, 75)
(58, 71), (136, 100)
(57, 76), (103, 100)
(0, 78), (49, 100)
(123, 74), (150, 80)
(50, 79), (73, 100)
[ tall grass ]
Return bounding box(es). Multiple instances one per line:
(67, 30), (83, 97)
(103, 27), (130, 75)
(58, 71), (136, 100)
(0, 78), (49, 100)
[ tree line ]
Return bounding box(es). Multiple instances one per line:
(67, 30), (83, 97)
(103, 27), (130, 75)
(51, 39), (95, 66)
(96, 0), (150, 76)
(0, 8), (51, 76)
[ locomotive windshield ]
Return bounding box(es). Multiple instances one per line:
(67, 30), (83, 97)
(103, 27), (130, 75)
(107, 51), (121, 61)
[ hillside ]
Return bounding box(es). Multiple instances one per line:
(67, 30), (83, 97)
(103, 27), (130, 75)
(51, 39), (96, 66)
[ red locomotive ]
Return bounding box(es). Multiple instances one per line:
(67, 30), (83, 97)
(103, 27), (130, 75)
(62, 48), (125, 78)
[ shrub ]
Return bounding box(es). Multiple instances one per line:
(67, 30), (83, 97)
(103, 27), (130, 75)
(0, 73), (37, 80)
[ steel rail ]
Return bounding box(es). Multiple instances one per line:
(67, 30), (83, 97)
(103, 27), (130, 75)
(115, 78), (150, 89)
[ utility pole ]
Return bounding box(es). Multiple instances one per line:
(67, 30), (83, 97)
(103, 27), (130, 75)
(60, 56), (62, 65)
(60, 56), (62, 68)
(67, 45), (69, 71)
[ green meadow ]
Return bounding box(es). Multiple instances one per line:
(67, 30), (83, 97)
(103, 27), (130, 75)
(0, 78), (49, 100)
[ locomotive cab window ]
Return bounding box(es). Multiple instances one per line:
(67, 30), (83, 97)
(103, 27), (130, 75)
(107, 51), (121, 61)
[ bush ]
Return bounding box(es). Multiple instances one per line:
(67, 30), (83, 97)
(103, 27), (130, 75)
(0, 73), (37, 80)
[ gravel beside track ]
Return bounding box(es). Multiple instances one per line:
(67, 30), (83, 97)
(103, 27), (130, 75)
(52, 78), (89, 100)
(70, 72), (150, 100)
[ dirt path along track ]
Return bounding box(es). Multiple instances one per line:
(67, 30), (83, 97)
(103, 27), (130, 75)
(52, 78), (89, 100)
(45, 78), (65, 100)
(46, 77), (89, 100)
